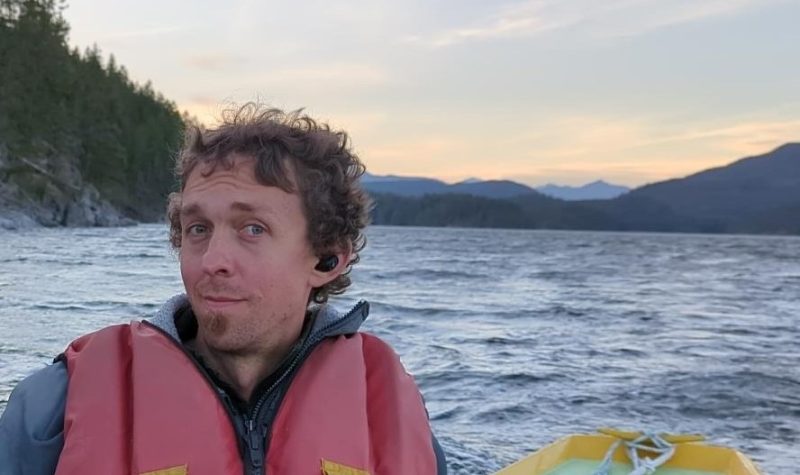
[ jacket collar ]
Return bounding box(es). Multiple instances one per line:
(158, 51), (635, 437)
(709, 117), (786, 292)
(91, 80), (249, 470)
(149, 294), (369, 346)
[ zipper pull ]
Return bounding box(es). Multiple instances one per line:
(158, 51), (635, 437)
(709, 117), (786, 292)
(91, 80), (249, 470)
(245, 418), (265, 471)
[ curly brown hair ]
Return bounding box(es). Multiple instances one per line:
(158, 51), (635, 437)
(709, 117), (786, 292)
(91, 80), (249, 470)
(167, 103), (371, 304)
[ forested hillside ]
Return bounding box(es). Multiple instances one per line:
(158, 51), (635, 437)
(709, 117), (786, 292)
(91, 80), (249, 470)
(0, 0), (184, 227)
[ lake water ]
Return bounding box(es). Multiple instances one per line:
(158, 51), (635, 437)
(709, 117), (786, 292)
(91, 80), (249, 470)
(1, 224), (798, 474)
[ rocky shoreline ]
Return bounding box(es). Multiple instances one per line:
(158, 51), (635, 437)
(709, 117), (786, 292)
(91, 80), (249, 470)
(0, 147), (136, 230)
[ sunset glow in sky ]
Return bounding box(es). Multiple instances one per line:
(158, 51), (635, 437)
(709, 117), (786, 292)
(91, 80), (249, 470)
(62, 0), (800, 186)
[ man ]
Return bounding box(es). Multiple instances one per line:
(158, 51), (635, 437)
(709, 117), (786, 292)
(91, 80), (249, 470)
(0, 105), (447, 474)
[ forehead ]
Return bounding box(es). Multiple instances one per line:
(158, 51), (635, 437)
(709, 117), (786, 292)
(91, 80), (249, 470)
(185, 155), (261, 189)
(180, 155), (305, 220)
(185, 151), (300, 188)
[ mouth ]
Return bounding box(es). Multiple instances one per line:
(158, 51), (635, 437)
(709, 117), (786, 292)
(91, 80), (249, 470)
(201, 295), (246, 307)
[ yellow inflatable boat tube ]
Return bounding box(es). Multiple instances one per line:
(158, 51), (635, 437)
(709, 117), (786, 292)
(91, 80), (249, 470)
(494, 429), (761, 475)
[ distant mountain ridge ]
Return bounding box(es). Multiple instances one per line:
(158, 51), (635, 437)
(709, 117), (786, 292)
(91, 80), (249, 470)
(606, 142), (800, 233)
(537, 180), (630, 200)
(361, 173), (629, 200)
(369, 143), (800, 235)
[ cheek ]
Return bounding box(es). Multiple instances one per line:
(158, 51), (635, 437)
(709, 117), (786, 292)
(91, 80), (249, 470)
(251, 262), (308, 298)
(179, 250), (201, 288)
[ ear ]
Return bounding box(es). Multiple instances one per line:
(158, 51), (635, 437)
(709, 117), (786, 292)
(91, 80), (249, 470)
(309, 246), (351, 288)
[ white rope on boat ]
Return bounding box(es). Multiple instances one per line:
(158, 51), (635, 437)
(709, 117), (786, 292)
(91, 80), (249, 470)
(591, 432), (676, 475)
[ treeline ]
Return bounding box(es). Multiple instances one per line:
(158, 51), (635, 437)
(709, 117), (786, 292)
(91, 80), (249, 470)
(370, 192), (621, 230)
(370, 188), (800, 235)
(0, 0), (184, 219)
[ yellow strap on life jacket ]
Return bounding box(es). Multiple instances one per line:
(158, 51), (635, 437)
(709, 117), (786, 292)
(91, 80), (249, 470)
(321, 459), (371, 475)
(139, 464), (188, 475)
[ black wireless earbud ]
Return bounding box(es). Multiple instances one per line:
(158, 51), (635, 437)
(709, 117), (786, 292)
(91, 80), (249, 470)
(315, 255), (339, 272)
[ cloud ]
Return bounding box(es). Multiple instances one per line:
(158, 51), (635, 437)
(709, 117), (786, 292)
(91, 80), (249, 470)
(512, 113), (800, 158)
(404, 0), (785, 47)
(177, 97), (223, 125)
(240, 64), (392, 92)
(643, 120), (800, 156)
(367, 137), (466, 161)
(589, 0), (782, 39)
(362, 134), (475, 177)
(327, 112), (390, 137)
(184, 54), (247, 72)
(102, 25), (188, 41)
(403, 15), (567, 47)
(505, 115), (654, 159)
(402, 1), (581, 47)
(171, 62), (392, 118)
(381, 113), (800, 187)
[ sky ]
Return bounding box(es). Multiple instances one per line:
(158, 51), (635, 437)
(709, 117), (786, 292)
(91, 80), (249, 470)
(61, 0), (800, 187)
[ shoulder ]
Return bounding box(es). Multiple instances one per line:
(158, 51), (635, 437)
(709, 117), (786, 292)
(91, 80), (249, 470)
(356, 333), (450, 473)
(319, 332), (404, 366)
(0, 362), (67, 474)
(322, 333), (449, 473)
(2, 362), (67, 436)
(358, 333), (407, 369)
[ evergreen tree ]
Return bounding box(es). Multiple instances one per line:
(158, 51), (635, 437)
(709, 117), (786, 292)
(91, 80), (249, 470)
(0, 0), (185, 221)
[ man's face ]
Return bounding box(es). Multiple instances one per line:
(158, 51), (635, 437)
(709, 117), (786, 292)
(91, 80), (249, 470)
(178, 155), (325, 355)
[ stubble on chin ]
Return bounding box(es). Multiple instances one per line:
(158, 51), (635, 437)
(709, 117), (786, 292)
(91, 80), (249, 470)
(205, 311), (229, 337)
(197, 309), (254, 355)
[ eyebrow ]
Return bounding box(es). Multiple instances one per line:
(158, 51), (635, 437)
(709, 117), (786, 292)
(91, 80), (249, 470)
(180, 202), (277, 220)
(180, 203), (203, 219)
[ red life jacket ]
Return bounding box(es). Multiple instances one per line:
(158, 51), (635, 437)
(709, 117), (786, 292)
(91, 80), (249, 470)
(55, 321), (436, 475)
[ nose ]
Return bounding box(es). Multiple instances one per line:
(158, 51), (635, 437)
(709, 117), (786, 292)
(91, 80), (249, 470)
(201, 230), (234, 276)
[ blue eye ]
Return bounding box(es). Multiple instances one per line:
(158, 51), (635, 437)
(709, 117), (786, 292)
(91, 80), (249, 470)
(244, 224), (265, 236)
(187, 224), (208, 236)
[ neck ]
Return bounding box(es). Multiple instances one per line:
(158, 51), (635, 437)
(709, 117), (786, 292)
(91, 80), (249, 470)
(190, 337), (295, 403)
